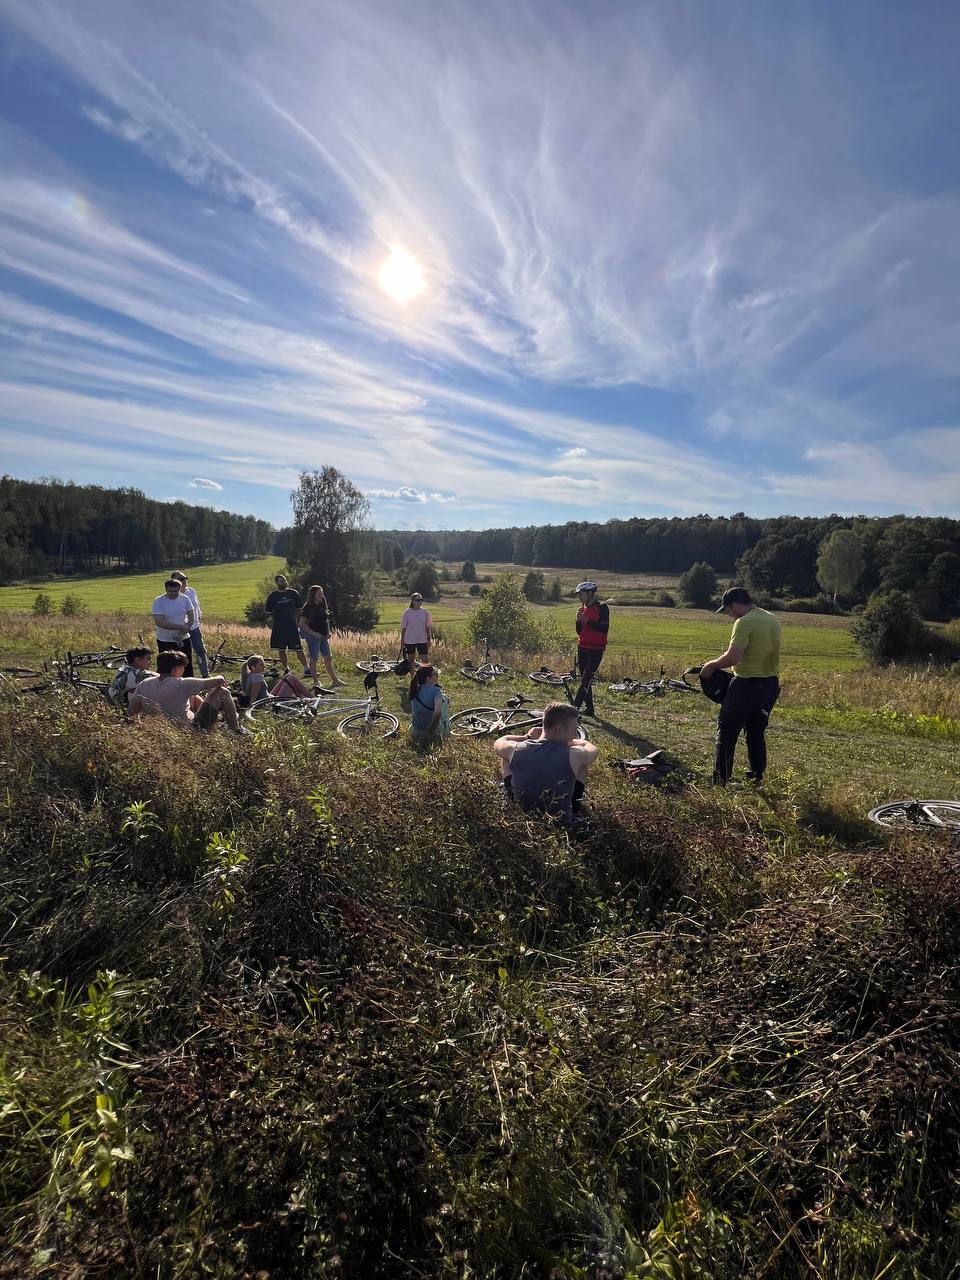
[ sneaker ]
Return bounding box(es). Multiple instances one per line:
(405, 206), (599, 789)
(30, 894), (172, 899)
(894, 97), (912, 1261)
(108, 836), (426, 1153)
(234, 724), (253, 737)
(330, 677), (347, 688)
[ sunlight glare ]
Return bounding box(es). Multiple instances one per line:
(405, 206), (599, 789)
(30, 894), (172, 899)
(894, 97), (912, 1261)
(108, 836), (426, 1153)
(378, 246), (426, 304)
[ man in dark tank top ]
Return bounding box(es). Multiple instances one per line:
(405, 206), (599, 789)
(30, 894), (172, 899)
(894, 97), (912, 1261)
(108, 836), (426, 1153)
(494, 702), (598, 823)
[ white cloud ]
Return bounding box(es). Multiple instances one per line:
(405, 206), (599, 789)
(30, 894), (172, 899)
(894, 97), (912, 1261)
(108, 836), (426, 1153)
(366, 487), (428, 503)
(558, 446), (588, 458)
(188, 477), (224, 491)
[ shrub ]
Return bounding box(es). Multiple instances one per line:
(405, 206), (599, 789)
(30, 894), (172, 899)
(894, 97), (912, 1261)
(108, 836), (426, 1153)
(460, 560), (477, 582)
(785, 595), (836, 614)
(656, 591), (676, 608)
(32, 592), (53, 616)
(678, 561), (719, 608)
(467, 574), (556, 654)
(244, 574), (277, 626)
(548, 577), (563, 602)
(468, 584), (482, 597)
(60, 593), (87, 617)
(851, 590), (957, 665)
(522, 571), (545, 602)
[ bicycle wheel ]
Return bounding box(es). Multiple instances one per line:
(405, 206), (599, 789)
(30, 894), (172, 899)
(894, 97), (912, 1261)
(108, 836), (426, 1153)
(337, 710), (399, 739)
(0, 666), (42, 677)
(868, 800), (960, 831)
(356, 657), (395, 674)
(528, 670), (574, 687)
(665, 679), (697, 693)
(246, 697), (315, 724)
(449, 707), (502, 736)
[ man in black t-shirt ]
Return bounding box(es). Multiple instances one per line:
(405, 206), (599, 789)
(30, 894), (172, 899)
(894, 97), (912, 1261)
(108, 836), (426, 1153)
(264, 573), (309, 674)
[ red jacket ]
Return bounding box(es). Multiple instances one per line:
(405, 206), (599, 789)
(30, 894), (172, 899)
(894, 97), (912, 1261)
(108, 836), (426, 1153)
(576, 601), (609, 651)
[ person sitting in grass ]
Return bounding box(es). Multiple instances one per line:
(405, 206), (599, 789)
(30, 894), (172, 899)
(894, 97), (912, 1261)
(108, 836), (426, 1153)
(494, 701), (598, 823)
(239, 654), (311, 705)
(108, 646), (155, 709)
(128, 650), (246, 735)
(408, 664), (449, 746)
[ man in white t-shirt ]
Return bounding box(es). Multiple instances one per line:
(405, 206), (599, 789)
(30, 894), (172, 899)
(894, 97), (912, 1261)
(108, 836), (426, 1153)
(170, 571), (208, 677)
(151, 579), (196, 676)
(399, 592), (433, 674)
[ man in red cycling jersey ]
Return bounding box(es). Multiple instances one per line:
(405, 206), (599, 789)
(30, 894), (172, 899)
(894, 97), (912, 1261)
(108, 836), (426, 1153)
(572, 581), (609, 718)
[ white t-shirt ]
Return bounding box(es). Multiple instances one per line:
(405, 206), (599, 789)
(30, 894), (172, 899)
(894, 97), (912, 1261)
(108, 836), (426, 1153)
(151, 593), (194, 642)
(183, 586), (202, 627)
(401, 607), (432, 645)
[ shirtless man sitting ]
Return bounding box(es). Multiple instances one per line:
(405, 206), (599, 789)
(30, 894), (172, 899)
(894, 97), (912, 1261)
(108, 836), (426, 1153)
(494, 701), (598, 823)
(128, 650), (246, 735)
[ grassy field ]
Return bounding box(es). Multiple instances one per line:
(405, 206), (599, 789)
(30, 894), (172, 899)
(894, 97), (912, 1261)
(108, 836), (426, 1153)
(1, 557), (860, 672)
(2, 611), (960, 1276)
(0, 556), (286, 618)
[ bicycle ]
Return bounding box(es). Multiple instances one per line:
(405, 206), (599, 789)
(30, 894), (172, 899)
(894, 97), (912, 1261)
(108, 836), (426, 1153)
(607, 666), (697, 697)
(527, 665), (577, 689)
(449, 692), (588, 738)
(459, 637), (520, 684)
(1, 659), (113, 704)
(209, 639), (251, 671)
(246, 672), (399, 738)
(55, 645), (130, 671)
(355, 655), (400, 674)
(867, 800), (960, 832)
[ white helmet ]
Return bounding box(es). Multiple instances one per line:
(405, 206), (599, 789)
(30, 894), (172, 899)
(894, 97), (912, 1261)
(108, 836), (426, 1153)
(576, 581), (598, 593)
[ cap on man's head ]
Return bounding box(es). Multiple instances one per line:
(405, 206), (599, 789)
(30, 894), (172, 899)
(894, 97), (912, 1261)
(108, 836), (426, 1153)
(716, 586), (752, 613)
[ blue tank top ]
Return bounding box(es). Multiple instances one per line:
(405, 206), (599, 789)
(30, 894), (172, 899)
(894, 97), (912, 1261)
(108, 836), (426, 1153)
(509, 740), (576, 821)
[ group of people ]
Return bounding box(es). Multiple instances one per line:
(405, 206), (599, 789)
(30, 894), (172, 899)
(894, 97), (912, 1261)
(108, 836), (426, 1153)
(125, 570), (781, 819)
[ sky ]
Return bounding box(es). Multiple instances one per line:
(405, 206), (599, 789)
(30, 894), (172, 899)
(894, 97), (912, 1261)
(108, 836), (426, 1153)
(1, 0), (959, 531)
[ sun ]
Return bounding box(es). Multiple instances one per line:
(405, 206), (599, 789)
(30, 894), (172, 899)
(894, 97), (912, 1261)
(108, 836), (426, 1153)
(378, 246), (426, 304)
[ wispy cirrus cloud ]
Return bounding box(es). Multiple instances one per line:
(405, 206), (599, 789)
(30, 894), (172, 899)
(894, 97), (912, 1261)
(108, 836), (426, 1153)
(0, 0), (957, 524)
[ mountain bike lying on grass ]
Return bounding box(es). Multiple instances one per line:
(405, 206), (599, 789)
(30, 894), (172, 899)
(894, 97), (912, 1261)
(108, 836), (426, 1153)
(867, 800), (960, 832)
(55, 644), (131, 671)
(209, 639), (251, 671)
(527, 665), (577, 690)
(355, 655), (401, 675)
(459, 637), (520, 684)
(245, 672), (399, 738)
(1, 658), (113, 704)
(607, 666), (697, 697)
(449, 692), (588, 738)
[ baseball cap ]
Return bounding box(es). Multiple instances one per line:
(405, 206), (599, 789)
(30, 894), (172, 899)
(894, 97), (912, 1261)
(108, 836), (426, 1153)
(716, 586), (752, 613)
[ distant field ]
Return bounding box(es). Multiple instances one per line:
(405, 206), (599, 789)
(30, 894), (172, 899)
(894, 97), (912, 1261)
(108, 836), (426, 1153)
(0, 557), (285, 620)
(1, 555), (860, 671)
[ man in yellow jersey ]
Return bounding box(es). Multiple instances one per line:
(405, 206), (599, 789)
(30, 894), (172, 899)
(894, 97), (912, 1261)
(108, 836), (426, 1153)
(701, 586), (781, 786)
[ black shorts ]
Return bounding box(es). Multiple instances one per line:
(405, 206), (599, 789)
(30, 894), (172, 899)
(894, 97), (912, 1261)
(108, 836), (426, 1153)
(403, 642), (429, 657)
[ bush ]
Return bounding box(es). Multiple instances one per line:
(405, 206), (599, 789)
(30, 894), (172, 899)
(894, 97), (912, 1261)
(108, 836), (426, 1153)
(785, 595), (836, 614)
(678, 561), (719, 608)
(522, 571), (545, 603)
(32, 592), (53, 616)
(548, 577), (563, 602)
(656, 591), (676, 608)
(467, 574), (559, 654)
(851, 590), (957, 665)
(244, 574), (277, 626)
(409, 561), (441, 600)
(460, 561), (477, 582)
(60, 593), (87, 617)
(468, 584), (482, 597)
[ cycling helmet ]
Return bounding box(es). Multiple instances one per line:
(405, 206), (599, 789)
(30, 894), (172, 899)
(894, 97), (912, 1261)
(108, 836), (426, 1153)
(576, 581), (598, 593)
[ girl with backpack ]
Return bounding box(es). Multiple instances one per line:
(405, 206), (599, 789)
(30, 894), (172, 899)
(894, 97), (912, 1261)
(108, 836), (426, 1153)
(408, 665), (449, 746)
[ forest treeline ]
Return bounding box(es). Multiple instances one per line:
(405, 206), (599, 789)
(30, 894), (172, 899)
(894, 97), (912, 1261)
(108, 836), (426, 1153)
(371, 513), (960, 618)
(0, 477), (276, 582)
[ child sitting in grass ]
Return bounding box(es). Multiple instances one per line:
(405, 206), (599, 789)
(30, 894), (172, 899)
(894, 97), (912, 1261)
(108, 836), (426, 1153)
(408, 664), (449, 746)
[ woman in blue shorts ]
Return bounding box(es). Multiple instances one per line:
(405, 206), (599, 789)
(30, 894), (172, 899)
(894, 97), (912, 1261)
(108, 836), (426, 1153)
(299, 585), (346, 689)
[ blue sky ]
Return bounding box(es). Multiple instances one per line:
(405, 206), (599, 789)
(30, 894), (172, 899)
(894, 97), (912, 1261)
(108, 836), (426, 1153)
(1, 0), (959, 530)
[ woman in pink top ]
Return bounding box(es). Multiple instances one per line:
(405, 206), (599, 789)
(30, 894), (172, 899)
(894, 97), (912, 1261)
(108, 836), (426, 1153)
(399, 592), (433, 675)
